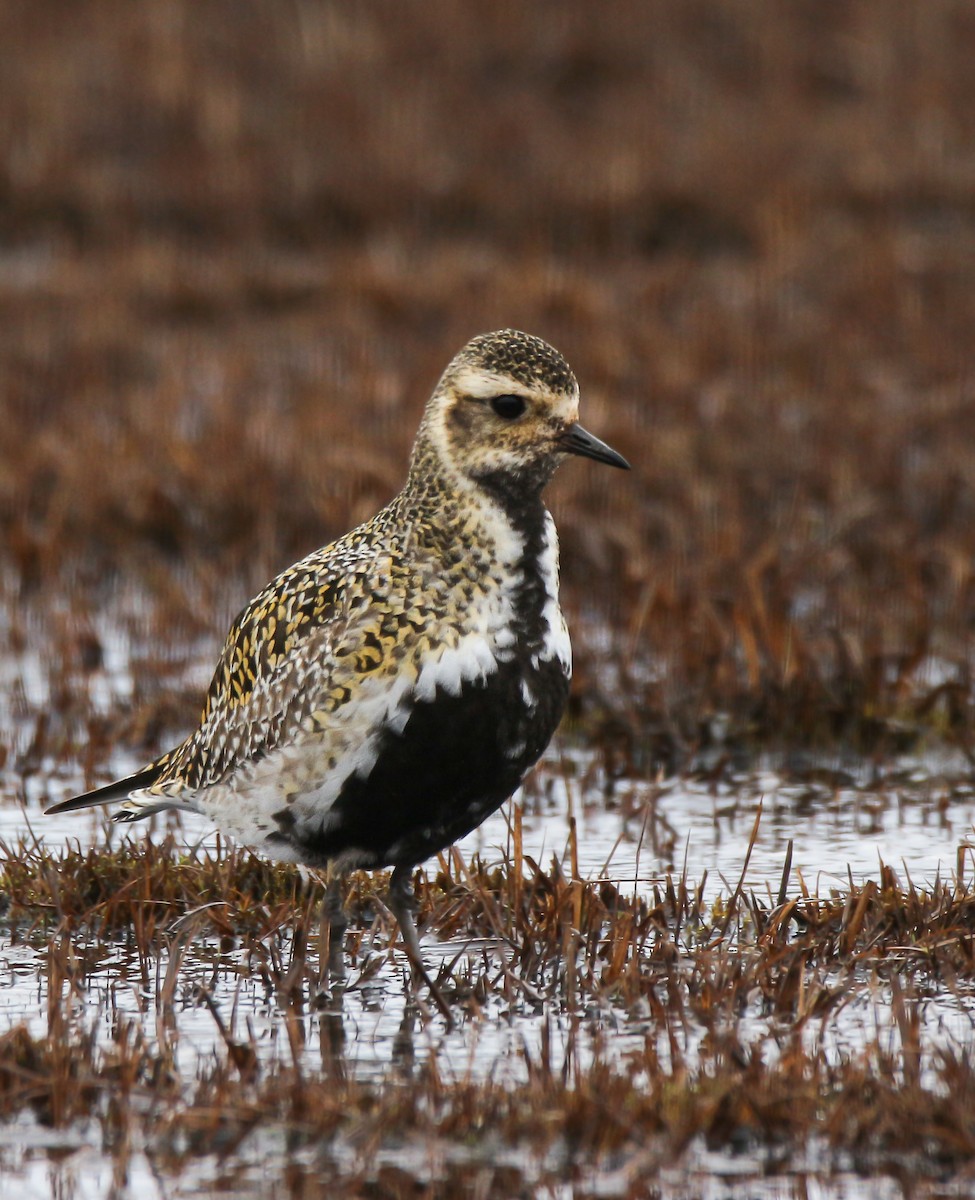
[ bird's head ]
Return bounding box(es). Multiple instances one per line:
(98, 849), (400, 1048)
(415, 329), (629, 503)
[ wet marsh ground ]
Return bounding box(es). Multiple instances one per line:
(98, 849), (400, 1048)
(4, 3), (975, 1196)
(6, 763), (975, 1198)
(5, 615), (975, 1198)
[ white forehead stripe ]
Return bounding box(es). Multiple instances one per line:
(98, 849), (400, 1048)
(449, 366), (580, 424)
(452, 367), (531, 400)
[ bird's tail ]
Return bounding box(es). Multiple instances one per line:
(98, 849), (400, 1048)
(45, 764), (169, 820)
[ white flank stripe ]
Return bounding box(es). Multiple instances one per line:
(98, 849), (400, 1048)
(535, 513), (571, 672)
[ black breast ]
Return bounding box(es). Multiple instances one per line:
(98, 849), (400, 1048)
(290, 652), (569, 869)
(285, 498), (570, 871)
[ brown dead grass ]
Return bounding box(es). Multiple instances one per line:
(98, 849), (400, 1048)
(4, 831), (975, 1191)
(2, 3), (975, 774)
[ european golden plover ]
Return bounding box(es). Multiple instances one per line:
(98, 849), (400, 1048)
(48, 329), (629, 979)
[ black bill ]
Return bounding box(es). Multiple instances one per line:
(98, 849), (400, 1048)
(559, 423), (631, 470)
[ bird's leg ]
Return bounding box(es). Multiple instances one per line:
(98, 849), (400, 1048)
(319, 865), (348, 980)
(388, 864), (453, 1025)
(388, 863), (425, 963)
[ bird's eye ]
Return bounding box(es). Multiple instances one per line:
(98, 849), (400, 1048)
(490, 394), (527, 420)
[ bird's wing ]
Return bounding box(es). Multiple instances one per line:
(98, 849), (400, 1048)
(156, 535), (423, 797)
(47, 544), (362, 818)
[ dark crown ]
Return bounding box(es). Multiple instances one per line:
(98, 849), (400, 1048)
(459, 329), (577, 395)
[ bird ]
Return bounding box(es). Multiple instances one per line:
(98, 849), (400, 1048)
(47, 329), (629, 991)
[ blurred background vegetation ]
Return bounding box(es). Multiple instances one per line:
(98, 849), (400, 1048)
(2, 1), (975, 784)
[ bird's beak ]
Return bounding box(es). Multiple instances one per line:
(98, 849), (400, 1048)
(558, 423), (631, 470)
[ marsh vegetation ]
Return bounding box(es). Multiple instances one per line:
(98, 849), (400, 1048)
(3, 4), (975, 1196)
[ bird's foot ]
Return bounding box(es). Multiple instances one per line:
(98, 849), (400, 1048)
(388, 864), (453, 1027)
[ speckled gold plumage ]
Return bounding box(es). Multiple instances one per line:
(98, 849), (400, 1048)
(161, 477), (520, 798)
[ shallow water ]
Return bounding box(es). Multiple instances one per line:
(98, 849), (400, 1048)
(19, 740), (975, 903)
(3, 601), (975, 1195)
(3, 754), (975, 1095)
(4, 1110), (975, 1200)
